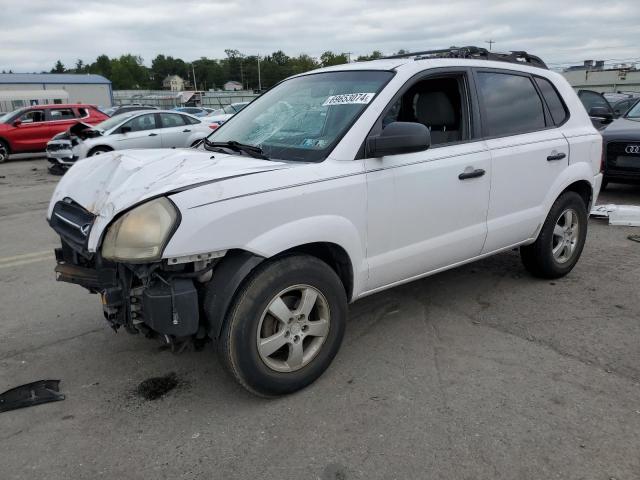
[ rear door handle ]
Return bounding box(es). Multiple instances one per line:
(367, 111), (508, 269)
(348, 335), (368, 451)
(148, 132), (158, 137)
(547, 152), (566, 161)
(182, 129), (191, 133)
(458, 168), (486, 180)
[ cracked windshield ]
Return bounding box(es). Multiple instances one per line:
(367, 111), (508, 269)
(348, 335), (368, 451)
(208, 70), (393, 161)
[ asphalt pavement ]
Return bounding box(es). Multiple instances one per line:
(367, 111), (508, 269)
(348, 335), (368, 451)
(1, 157), (639, 480)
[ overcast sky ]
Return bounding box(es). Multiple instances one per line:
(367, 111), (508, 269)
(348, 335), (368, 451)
(2, 0), (639, 72)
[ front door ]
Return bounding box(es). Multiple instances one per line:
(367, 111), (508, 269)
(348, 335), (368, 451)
(364, 71), (491, 292)
(114, 113), (163, 150)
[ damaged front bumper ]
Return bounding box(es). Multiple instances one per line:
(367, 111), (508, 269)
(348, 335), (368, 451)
(46, 139), (78, 166)
(54, 242), (204, 339)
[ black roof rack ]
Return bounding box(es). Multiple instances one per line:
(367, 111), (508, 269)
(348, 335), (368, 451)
(383, 46), (548, 69)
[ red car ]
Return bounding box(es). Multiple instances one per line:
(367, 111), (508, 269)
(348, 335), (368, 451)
(0, 104), (108, 163)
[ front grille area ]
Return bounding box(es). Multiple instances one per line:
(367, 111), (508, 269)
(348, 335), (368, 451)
(50, 199), (95, 253)
(606, 142), (640, 172)
(47, 143), (70, 152)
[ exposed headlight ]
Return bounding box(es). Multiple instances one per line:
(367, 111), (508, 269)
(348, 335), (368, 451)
(102, 197), (179, 262)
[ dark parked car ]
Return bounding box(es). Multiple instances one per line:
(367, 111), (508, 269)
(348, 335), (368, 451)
(107, 105), (159, 117)
(601, 100), (640, 188)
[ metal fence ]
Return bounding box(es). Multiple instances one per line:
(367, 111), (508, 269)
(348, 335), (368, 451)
(113, 90), (259, 108)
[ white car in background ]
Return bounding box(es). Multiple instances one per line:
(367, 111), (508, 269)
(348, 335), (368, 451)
(46, 110), (215, 173)
(204, 102), (250, 126)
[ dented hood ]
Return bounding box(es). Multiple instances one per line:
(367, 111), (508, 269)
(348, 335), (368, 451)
(48, 148), (291, 249)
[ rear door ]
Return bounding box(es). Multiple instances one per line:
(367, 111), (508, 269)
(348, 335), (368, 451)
(475, 70), (570, 253)
(46, 107), (79, 139)
(113, 113), (163, 149)
(158, 113), (193, 148)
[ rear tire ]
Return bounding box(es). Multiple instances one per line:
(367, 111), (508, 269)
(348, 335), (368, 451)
(520, 191), (588, 279)
(216, 254), (347, 396)
(0, 140), (9, 163)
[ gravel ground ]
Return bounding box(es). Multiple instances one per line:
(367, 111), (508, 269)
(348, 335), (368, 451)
(1, 157), (639, 480)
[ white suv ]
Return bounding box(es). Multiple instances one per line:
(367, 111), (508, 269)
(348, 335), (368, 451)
(48, 48), (603, 396)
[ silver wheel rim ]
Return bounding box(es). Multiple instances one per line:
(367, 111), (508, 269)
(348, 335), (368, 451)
(552, 208), (580, 264)
(0, 144), (7, 162)
(256, 284), (330, 373)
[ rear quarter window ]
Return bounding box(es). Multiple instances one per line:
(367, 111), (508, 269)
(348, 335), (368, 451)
(534, 76), (569, 125)
(477, 71), (546, 137)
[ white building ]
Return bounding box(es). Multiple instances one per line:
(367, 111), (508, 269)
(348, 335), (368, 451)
(0, 73), (112, 111)
(223, 81), (243, 91)
(562, 61), (640, 93)
(162, 75), (185, 92)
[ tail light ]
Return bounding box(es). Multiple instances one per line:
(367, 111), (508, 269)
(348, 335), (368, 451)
(208, 123), (219, 130)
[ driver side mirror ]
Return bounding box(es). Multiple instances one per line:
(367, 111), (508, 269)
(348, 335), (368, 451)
(120, 126), (132, 134)
(12, 119), (22, 127)
(589, 106), (613, 123)
(367, 121), (431, 157)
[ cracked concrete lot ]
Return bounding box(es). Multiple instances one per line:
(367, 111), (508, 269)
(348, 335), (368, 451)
(1, 158), (639, 480)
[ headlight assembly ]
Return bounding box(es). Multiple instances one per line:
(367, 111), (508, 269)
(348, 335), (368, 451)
(102, 197), (179, 262)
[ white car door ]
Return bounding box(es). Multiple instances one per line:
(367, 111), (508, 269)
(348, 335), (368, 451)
(158, 113), (195, 148)
(474, 70), (570, 253)
(364, 70), (491, 292)
(114, 113), (163, 150)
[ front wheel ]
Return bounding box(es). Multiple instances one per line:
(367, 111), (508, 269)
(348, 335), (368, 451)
(0, 140), (9, 163)
(215, 254), (347, 396)
(520, 191), (588, 279)
(88, 146), (112, 157)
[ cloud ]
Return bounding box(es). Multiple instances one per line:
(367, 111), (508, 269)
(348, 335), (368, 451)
(1, 0), (639, 72)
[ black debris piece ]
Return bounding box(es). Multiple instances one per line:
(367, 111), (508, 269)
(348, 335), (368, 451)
(0, 380), (65, 413)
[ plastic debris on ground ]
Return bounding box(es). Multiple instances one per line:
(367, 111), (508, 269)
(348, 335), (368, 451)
(0, 380), (65, 413)
(590, 204), (640, 227)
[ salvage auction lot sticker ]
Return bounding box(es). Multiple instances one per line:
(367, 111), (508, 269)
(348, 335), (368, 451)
(323, 92), (375, 106)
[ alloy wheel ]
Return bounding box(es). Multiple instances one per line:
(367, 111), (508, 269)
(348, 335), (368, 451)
(256, 284), (331, 373)
(552, 208), (580, 264)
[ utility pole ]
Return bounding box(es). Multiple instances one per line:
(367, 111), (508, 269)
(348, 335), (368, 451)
(192, 64), (198, 91)
(345, 52), (353, 63)
(257, 55), (262, 91)
(485, 40), (496, 51)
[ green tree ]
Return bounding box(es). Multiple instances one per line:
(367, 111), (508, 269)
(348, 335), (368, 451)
(51, 60), (66, 73)
(320, 51), (348, 67)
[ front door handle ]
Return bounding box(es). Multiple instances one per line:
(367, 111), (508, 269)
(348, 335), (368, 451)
(182, 129), (191, 133)
(547, 152), (566, 161)
(148, 132), (158, 137)
(458, 168), (486, 180)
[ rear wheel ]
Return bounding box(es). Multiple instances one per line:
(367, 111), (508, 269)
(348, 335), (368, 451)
(0, 140), (9, 163)
(216, 254), (347, 396)
(88, 146), (112, 157)
(520, 192), (588, 279)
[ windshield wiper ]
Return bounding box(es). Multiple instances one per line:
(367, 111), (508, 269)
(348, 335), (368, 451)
(204, 139), (270, 160)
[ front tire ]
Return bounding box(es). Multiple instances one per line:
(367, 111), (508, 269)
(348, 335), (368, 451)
(216, 254), (347, 396)
(520, 191), (588, 279)
(88, 146), (112, 156)
(0, 140), (9, 163)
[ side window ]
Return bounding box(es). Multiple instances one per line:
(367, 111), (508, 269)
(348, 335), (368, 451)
(49, 108), (76, 121)
(122, 114), (158, 132)
(185, 115), (201, 125)
(534, 76), (569, 125)
(159, 113), (187, 128)
(477, 72), (546, 137)
(77, 108), (89, 118)
(380, 75), (469, 146)
(19, 110), (45, 123)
